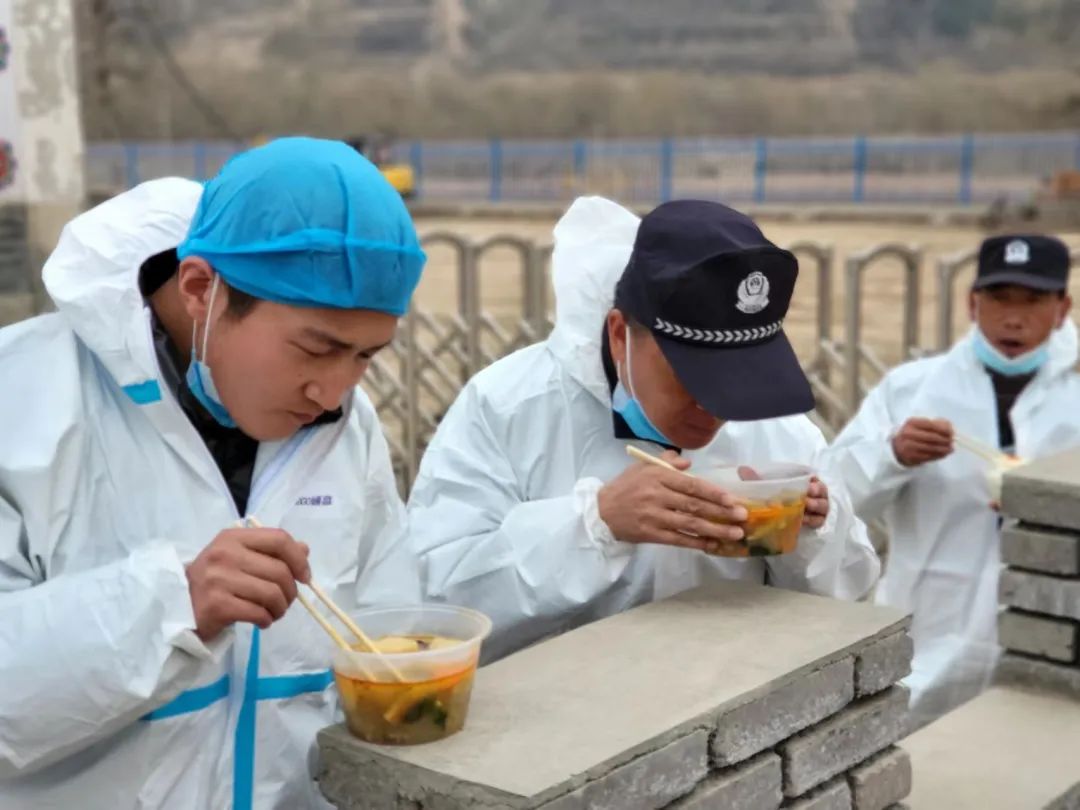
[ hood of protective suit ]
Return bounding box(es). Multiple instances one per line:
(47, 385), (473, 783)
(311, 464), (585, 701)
(43, 178), (204, 397)
(546, 197), (642, 405)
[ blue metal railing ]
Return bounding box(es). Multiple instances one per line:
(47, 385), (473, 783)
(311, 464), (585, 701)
(85, 131), (1080, 206)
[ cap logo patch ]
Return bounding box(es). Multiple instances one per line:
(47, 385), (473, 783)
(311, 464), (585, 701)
(1005, 239), (1030, 265)
(736, 271), (770, 314)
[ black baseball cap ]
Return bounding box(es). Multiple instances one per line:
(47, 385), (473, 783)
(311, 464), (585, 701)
(614, 199), (814, 421)
(974, 234), (1071, 292)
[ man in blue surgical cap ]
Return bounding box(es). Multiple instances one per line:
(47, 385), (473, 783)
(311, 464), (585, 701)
(0, 138), (425, 808)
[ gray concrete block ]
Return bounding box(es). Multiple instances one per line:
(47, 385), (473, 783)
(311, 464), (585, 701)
(779, 687), (909, 798)
(1003, 524), (1080, 576)
(667, 752), (781, 810)
(1001, 450), (1080, 532)
(783, 779), (852, 810)
(996, 653), (1080, 698)
(1045, 781), (1080, 810)
(712, 659), (854, 766)
(854, 633), (913, 698)
(999, 610), (1078, 663)
(1000, 570), (1080, 622)
(539, 731), (710, 810)
(848, 748), (911, 810)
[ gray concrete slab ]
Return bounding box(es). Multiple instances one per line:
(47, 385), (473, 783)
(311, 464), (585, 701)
(1000, 570), (1080, 622)
(996, 653), (1080, 698)
(854, 633), (913, 698)
(711, 658), (854, 766)
(784, 779), (852, 810)
(905, 686), (1080, 810)
(780, 688), (909, 798)
(998, 611), (1078, 663)
(1002, 450), (1080, 532)
(1002, 524), (1080, 576)
(318, 582), (907, 806)
(668, 752), (782, 810)
(848, 747), (911, 810)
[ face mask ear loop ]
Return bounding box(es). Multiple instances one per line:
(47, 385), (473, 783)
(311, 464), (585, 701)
(201, 273), (221, 364)
(624, 332), (640, 400)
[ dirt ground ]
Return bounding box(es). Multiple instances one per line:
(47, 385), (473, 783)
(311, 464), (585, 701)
(411, 215), (1080, 372)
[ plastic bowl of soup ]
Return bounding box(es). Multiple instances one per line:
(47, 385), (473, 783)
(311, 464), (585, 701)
(699, 463), (813, 557)
(332, 604), (492, 745)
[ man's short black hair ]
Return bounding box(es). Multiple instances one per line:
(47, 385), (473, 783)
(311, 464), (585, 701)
(223, 285), (259, 319)
(139, 247), (259, 320)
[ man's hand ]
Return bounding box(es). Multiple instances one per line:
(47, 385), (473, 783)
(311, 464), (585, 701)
(598, 451), (748, 553)
(803, 476), (829, 530)
(186, 528), (311, 642)
(891, 418), (954, 467)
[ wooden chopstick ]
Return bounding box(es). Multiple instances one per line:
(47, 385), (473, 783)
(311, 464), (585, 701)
(243, 516), (403, 682)
(626, 445), (681, 471)
(307, 581), (405, 681)
(953, 432), (1007, 465)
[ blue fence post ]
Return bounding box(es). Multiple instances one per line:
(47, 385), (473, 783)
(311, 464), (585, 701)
(573, 139), (587, 190)
(409, 141), (424, 201)
(124, 143), (140, 189)
(958, 133), (975, 204)
(753, 137), (768, 203)
(659, 138), (675, 202)
(193, 141), (207, 181)
(852, 135), (868, 203)
(489, 139), (503, 203)
(1074, 133), (1080, 170)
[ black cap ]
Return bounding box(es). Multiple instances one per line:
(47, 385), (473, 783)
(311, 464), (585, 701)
(614, 199), (814, 421)
(974, 234), (1071, 292)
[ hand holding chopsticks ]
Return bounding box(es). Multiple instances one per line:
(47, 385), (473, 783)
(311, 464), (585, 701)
(185, 520), (313, 643)
(244, 517), (403, 681)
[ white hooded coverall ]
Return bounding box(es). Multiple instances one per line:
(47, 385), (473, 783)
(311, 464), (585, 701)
(826, 319), (1080, 728)
(0, 179), (416, 808)
(403, 197), (881, 663)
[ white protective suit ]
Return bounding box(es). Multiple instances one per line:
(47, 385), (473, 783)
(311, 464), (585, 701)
(0, 179), (416, 809)
(825, 319), (1080, 728)
(404, 197), (881, 662)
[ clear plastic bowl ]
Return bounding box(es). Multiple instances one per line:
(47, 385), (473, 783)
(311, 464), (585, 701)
(698, 462), (813, 557)
(332, 604), (492, 745)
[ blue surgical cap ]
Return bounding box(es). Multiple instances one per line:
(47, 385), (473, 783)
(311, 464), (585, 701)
(177, 137), (426, 315)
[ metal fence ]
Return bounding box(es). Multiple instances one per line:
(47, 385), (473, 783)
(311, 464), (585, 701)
(86, 131), (1080, 206)
(4, 233), (1078, 492)
(368, 235), (1080, 492)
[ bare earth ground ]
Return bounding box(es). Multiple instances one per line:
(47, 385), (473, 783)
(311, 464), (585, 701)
(411, 216), (1080, 372)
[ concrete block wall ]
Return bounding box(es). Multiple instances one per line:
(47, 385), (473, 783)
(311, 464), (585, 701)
(318, 582), (913, 810)
(997, 449), (1080, 698)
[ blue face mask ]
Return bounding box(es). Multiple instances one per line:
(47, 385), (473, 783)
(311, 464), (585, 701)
(185, 274), (238, 428)
(612, 338), (675, 446)
(972, 327), (1050, 377)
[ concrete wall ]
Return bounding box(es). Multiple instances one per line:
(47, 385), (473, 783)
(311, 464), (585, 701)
(997, 448), (1080, 697)
(318, 582), (914, 810)
(903, 448), (1080, 810)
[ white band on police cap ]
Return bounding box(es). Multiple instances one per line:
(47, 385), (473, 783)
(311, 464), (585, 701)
(653, 317), (783, 345)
